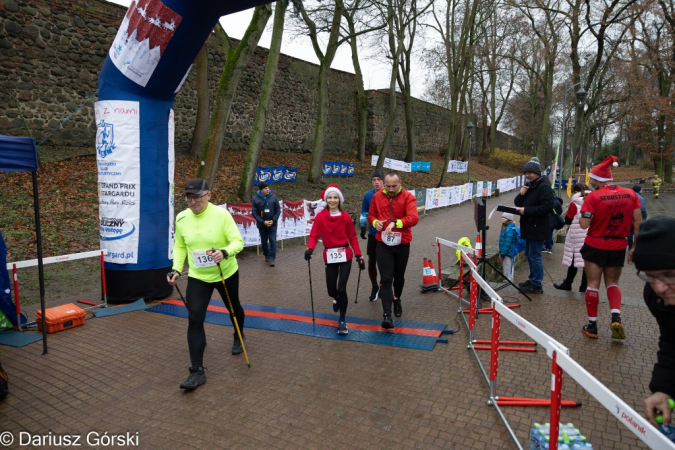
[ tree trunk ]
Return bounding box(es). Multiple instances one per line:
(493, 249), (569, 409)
(188, 46), (210, 159)
(306, 0), (344, 183)
(346, 18), (367, 162)
(238, 1), (286, 201)
(198, 5), (272, 188)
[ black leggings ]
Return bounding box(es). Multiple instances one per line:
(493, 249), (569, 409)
(185, 271), (245, 367)
(565, 254), (587, 289)
(367, 235), (378, 285)
(325, 260), (352, 320)
(376, 242), (410, 315)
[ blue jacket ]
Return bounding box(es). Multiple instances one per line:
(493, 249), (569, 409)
(499, 222), (518, 258)
(251, 191), (281, 227)
(360, 188), (377, 236)
(636, 193), (648, 220)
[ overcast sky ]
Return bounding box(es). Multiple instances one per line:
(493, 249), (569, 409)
(105, 0), (428, 97)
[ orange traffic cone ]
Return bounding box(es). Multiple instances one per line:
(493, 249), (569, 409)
(420, 258), (440, 293)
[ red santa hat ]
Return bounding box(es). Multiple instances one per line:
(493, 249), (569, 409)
(321, 184), (344, 207)
(589, 155), (619, 182)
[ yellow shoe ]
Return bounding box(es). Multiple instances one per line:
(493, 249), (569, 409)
(610, 322), (626, 340)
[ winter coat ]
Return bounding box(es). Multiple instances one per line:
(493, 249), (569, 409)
(562, 193), (587, 268)
(644, 283), (675, 399)
(499, 222), (518, 259)
(368, 187), (419, 245)
(636, 192), (648, 220)
(513, 176), (554, 241)
(251, 191), (281, 227)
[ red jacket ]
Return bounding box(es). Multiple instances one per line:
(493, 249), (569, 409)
(307, 209), (362, 263)
(368, 187), (419, 244)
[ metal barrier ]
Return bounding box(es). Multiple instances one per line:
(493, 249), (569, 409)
(8, 249), (109, 330)
(436, 237), (675, 450)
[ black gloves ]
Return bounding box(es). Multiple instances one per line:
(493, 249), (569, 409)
(304, 248), (313, 261)
(360, 227), (367, 240)
(356, 255), (365, 271)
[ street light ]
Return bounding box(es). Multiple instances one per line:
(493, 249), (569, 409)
(530, 141), (535, 156)
(660, 138), (665, 179)
(558, 84), (587, 197)
(466, 122), (475, 183)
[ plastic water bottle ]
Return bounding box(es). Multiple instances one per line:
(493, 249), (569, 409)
(656, 416), (675, 442)
(571, 436), (592, 450)
(530, 423), (542, 450)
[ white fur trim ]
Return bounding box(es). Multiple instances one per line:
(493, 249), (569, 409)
(612, 162), (618, 167)
(589, 172), (613, 182)
(323, 186), (344, 204)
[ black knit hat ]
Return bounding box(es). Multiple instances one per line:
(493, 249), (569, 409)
(633, 216), (675, 271)
(258, 181), (269, 190)
(632, 185), (642, 193)
(371, 169), (384, 181)
(523, 158), (541, 174)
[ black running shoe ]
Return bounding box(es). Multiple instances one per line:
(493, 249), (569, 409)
(393, 298), (402, 318)
(332, 299), (339, 312)
(518, 280), (532, 289)
(369, 284), (379, 302)
(232, 335), (245, 355)
(180, 366), (206, 390)
(337, 320), (348, 335)
(521, 284), (543, 294)
(553, 281), (572, 291)
(582, 322), (598, 339)
(381, 313), (395, 329)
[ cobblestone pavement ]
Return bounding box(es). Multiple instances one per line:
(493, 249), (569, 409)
(0, 193), (671, 449)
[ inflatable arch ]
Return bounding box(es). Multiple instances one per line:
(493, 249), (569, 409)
(97, 0), (271, 301)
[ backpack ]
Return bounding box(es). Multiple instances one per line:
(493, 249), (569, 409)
(514, 226), (526, 254)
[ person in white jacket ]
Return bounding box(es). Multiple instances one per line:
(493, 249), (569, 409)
(554, 183), (589, 292)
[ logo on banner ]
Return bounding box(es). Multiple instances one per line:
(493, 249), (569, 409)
(283, 169), (297, 181)
(96, 120), (116, 159)
(259, 172), (270, 182)
(273, 169), (283, 181)
(99, 217), (136, 241)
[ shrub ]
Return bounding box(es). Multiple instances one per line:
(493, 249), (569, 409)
(483, 148), (531, 172)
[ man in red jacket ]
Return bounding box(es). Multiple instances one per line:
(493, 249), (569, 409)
(368, 172), (419, 329)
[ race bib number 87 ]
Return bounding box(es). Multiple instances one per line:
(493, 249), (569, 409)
(192, 250), (216, 268)
(383, 232), (402, 246)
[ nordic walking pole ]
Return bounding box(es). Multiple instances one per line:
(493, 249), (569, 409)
(354, 263), (362, 304)
(212, 249), (250, 368)
(307, 259), (315, 324)
(167, 271), (187, 307)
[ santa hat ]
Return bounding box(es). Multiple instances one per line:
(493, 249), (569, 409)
(589, 155), (618, 182)
(320, 184), (344, 207)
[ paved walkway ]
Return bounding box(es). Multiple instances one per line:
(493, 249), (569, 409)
(0, 192), (671, 449)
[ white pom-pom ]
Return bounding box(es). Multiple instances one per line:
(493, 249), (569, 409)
(612, 162), (618, 167)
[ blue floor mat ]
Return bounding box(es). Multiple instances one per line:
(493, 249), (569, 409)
(0, 330), (42, 347)
(146, 300), (448, 351)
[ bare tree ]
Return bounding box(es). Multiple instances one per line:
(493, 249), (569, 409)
(238, 1), (288, 201)
(198, 5), (273, 188)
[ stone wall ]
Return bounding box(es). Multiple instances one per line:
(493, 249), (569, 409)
(0, 0), (519, 156)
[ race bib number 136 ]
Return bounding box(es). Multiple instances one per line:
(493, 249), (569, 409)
(192, 250), (216, 268)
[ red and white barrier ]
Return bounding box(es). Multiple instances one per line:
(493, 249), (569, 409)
(7, 249), (109, 330)
(437, 237), (675, 449)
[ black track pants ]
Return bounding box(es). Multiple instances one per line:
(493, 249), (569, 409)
(185, 271), (244, 367)
(325, 259), (352, 320)
(375, 242), (410, 315)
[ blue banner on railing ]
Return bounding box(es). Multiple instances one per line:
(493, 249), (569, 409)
(322, 162), (355, 177)
(255, 166), (297, 185)
(411, 161), (431, 172)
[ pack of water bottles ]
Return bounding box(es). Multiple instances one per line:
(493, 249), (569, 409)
(656, 398), (675, 442)
(529, 422), (593, 449)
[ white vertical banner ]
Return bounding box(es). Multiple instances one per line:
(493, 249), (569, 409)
(168, 109), (175, 260)
(476, 181), (484, 197)
(96, 100), (141, 264)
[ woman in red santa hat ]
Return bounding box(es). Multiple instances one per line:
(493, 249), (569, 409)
(305, 184), (365, 335)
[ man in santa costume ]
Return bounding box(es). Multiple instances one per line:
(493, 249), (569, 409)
(579, 156), (642, 340)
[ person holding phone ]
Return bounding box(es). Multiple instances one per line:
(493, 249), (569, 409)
(368, 172), (419, 329)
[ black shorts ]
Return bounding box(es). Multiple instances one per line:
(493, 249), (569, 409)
(367, 234), (378, 257)
(580, 244), (626, 268)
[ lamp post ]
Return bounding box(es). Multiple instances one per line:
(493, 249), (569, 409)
(559, 84), (587, 197)
(530, 140), (535, 157)
(467, 122), (475, 183)
(660, 138), (665, 179)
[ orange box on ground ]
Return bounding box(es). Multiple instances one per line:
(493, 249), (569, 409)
(35, 303), (86, 334)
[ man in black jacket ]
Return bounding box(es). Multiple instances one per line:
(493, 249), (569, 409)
(251, 181), (281, 266)
(514, 158), (554, 294)
(633, 216), (675, 428)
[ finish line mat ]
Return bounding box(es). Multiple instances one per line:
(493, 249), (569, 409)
(146, 299), (447, 351)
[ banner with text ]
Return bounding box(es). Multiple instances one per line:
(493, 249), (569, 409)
(255, 166), (297, 185)
(446, 160), (468, 173)
(371, 155), (412, 173)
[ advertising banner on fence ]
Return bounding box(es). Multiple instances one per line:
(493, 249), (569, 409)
(447, 160), (468, 173)
(96, 100), (141, 265)
(278, 200), (307, 240)
(411, 161), (431, 172)
(371, 155), (412, 172)
(304, 199), (324, 234)
(225, 203), (261, 247)
(168, 109), (175, 261)
(414, 188), (426, 213)
(322, 162), (355, 177)
(255, 166), (297, 185)
(425, 188), (441, 210)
